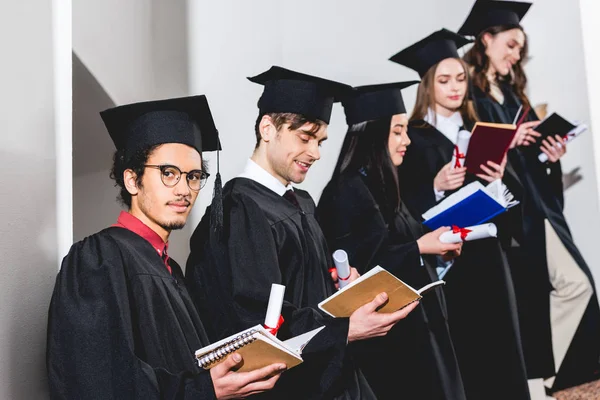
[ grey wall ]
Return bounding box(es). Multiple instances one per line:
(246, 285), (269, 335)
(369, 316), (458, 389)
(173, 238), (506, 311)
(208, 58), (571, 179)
(188, 0), (600, 290)
(523, 0), (600, 293)
(1, 2), (598, 400)
(72, 0), (191, 264)
(0, 1), (58, 398)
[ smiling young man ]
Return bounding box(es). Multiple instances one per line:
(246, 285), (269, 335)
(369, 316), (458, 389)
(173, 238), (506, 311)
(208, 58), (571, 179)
(186, 67), (419, 399)
(46, 95), (284, 400)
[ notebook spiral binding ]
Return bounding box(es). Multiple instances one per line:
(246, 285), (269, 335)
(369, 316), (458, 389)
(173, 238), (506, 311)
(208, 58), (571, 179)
(196, 329), (259, 369)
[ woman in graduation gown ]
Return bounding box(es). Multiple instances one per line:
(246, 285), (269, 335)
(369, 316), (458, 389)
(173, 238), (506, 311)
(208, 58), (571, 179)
(459, 0), (600, 392)
(390, 29), (531, 400)
(317, 81), (467, 400)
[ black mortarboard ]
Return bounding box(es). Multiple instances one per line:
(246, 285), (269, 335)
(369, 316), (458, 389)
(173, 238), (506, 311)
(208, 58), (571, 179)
(389, 29), (472, 78)
(100, 95), (221, 161)
(248, 66), (351, 124)
(458, 0), (532, 37)
(342, 81), (420, 126)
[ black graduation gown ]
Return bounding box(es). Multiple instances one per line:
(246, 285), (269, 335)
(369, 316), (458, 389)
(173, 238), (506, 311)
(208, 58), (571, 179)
(473, 84), (600, 390)
(186, 177), (375, 400)
(317, 171), (467, 400)
(46, 227), (216, 400)
(398, 121), (531, 400)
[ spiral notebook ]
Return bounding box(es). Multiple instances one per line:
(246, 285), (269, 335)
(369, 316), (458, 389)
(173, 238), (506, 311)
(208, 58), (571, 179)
(318, 266), (445, 318)
(194, 325), (324, 372)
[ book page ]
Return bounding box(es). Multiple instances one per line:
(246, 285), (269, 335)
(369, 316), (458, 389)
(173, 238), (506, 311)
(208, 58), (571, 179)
(254, 333), (299, 358)
(417, 280), (446, 295)
(283, 326), (326, 354)
(473, 121), (516, 130)
(483, 180), (519, 209)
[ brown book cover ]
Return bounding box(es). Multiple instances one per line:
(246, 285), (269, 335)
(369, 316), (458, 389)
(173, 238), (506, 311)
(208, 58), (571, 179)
(318, 266), (444, 318)
(464, 122), (517, 175)
(195, 326), (323, 372)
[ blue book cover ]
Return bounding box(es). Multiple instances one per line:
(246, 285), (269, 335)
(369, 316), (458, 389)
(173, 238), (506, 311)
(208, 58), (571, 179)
(423, 190), (507, 230)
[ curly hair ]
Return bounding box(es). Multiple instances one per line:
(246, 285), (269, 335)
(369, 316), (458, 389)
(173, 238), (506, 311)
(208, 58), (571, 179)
(109, 145), (161, 208)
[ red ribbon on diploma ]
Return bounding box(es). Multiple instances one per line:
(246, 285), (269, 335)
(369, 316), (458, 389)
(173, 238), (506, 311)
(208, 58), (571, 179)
(452, 225), (472, 240)
(264, 315), (285, 336)
(453, 145), (465, 168)
(328, 267), (351, 281)
(563, 131), (576, 142)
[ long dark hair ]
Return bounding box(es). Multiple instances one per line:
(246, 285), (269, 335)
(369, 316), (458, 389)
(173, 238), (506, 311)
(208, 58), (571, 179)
(463, 25), (531, 108)
(332, 117), (400, 222)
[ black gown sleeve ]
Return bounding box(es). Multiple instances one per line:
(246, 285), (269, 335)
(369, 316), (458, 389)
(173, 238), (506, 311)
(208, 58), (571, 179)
(46, 236), (216, 400)
(318, 176), (421, 278)
(188, 191), (351, 398)
(224, 191), (350, 348)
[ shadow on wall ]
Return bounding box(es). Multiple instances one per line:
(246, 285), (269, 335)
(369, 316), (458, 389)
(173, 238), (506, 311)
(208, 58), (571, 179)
(2, 146), (59, 399)
(72, 52), (122, 242)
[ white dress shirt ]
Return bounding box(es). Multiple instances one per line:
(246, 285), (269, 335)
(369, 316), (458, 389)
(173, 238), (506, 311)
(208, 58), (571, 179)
(238, 158), (294, 196)
(424, 108), (465, 201)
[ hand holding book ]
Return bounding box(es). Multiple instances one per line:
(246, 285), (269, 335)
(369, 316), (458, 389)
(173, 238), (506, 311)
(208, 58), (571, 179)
(210, 352), (285, 399)
(512, 120), (542, 147)
(534, 113), (587, 162)
(347, 292), (420, 342)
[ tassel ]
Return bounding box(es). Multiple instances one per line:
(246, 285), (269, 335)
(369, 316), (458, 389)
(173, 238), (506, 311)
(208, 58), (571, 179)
(210, 150), (224, 235)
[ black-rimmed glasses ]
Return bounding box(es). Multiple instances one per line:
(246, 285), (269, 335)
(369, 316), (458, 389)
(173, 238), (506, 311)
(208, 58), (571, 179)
(144, 164), (210, 191)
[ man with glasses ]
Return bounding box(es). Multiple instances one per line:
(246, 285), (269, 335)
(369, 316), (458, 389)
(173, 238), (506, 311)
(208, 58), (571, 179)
(46, 95), (284, 399)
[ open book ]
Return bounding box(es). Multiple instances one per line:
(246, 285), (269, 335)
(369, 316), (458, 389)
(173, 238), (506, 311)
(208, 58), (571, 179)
(194, 325), (325, 372)
(422, 180), (519, 230)
(464, 122), (517, 175)
(534, 113), (587, 162)
(318, 266), (444, 318)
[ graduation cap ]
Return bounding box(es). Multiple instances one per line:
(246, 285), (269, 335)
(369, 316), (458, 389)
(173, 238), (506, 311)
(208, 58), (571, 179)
(248, 66), (351, 124)
(342, 81), (420, 126)
(458, 0), (532, 37)
(100, 95), (221, 162)
(102, 95), (225, 228)
(389, 29), (472, 78)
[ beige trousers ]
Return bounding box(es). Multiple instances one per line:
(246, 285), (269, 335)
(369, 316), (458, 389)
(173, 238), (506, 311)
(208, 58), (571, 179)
(544, 220), (593, 387)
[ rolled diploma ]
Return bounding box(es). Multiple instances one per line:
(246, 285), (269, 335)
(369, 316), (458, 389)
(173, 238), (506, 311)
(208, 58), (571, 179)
(538, 124), (587, 162)
(333, 249), (351, 289)
(439, 223), (498, 244)
(264, 284), (285, 335)
(451, 130), (471, 168)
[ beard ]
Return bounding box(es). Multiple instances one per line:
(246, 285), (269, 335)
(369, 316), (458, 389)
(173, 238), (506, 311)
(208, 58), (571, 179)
(137, 191), (189, 233)
(160, 220), (186, 231)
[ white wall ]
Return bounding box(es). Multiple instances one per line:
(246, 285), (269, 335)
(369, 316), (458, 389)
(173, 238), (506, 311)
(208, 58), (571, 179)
(0, 1), (60, 398)
(72, 0), (191, 264)
(578, 0), (600, 295)
(188, 0), (600, 287)
(523, 0), (600, 294)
